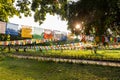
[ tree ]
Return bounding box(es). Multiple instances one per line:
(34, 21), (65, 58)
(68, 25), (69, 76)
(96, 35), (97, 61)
(12, 0), (67, 24)
(0, 0), (67, 23)
(67, 0), (120, 36)
(0, 0), (67, 40)
(1, 0), (120, 37)
(0, 0), (19, 22)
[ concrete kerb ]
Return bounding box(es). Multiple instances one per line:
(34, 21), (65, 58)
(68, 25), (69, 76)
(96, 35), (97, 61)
(8, 54), (120, 67)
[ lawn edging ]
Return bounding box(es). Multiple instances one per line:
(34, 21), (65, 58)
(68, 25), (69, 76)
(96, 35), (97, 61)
(7, 54), (120, 67)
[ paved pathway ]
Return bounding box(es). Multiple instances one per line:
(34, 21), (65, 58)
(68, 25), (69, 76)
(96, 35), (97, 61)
(8, 54), (120, 67)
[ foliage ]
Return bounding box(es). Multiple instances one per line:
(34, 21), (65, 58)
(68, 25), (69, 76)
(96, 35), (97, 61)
(0, 0), (68, 40)
(68, 0), (120, 36)
(0, 0), (67, 23)
(0, 0), (19, 22)
(0, 34), (10, 41)
(1, 0), (120, 37)
(30, 0), (67, 24)
(0, 0), (32, 22)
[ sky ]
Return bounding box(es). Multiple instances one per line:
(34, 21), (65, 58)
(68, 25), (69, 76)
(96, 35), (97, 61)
(9, 0), (80, 33)
(9, 0), (81, 33)
(9, 13), (69, 33)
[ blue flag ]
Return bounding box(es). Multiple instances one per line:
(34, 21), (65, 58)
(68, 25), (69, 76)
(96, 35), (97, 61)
(6, 23), (19, 35)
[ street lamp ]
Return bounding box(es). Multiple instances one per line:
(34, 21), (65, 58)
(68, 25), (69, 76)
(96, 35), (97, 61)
(73, 24), (81, 38)
(75, 24), (82, 31)
(75, 24), (80, 29)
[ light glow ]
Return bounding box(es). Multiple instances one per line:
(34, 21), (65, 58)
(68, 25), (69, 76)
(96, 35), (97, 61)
(75, 24), (81, 29)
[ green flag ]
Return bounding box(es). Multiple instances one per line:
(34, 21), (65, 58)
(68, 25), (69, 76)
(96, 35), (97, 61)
(33, 27), (44, 39)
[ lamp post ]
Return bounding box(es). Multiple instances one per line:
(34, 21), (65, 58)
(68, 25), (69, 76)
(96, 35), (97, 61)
(74, 23), (82, 34)
(73, 22), (84, 41)
(73, 24), (81, 40)
(76, 24), (81, 29)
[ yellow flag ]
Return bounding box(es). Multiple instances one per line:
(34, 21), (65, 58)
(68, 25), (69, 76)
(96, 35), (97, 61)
(0, 41), (2, 45)
(95, 36), (99, 42)
(21, 27), (32, 38)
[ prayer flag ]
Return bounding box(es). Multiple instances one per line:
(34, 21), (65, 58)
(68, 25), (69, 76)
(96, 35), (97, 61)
(33, 27), (44, 39)
(0, 21), (6, 34)
(53, 30), (61, 40)
(44, 29), (53, 39)
(60, 32), (67, 41)
(21, 26), (32, 38)
(6, 23), (19, 35)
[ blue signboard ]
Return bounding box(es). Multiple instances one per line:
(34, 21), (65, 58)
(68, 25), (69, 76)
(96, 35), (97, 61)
(6, 23), (19, 35)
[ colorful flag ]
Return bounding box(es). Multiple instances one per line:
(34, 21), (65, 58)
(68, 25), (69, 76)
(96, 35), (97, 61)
(26, 39), (32, 44)
(33, 27), (44, 39)
(32, 39), (36, 43)
(15, 40), (19, 45)
(4, 41), (8, 45)
(44, 29), (53, 39)
(6, 23), (19, 35)
(11, 41), (15, 45)
(95, 36), (100, 42)
(60, 32), (67, 41)
(1, 41), (4, 45)
(105, 36), (109, 42)
(23, 40), (26, 45)
(21, 26), (32, 38)
(0, 41), (2, 45)
(36, 39), (40, 44)
(67, 32), (75, 40)
(114, 37), (117, 43)
(81, 34), (86, 43)
(53, 30), (61, 40)
(0, 21), (6, 34)
(110, 37), (113, 42)
(19, 40), (23, 45)
(102, 36), (105, 43)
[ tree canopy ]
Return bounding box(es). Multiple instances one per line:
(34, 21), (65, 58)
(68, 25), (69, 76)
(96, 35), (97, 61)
(0, 0), (67, 23)
(0, 0), (67, 40)
(0, 0), (120, 37)
(68, 0), (120, 36)
(0, 0), (18, 21)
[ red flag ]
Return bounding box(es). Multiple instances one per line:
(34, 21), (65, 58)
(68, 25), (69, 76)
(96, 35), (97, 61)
(44, 29), (53, 39)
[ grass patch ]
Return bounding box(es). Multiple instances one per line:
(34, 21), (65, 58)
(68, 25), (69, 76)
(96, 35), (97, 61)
(0, 56), (120, 80)
(6, 49), (120, 62)
(1, 47), (120, 61)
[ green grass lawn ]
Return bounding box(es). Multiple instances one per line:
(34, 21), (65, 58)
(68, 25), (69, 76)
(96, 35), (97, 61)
(0, 56), (120, 80)
(6, 49), (120, 61)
